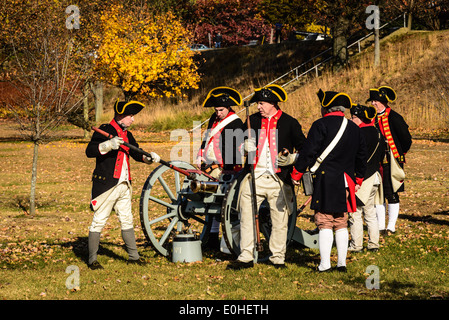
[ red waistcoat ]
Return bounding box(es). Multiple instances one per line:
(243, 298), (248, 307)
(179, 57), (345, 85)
(110, 119), (131, 180)
(254, 110), (283, 173)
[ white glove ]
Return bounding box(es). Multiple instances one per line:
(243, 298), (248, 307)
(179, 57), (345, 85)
(196, 156), (206, 168)
(276, 152), (298, 166)
(150, 152), (160, 163)
(143, 152), (161, 164)
(243, 138), (257, 153)
(99, 136), (124, 154)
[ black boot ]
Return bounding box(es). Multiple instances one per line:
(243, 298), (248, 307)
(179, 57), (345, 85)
(121, 228), (140, 261)
(88, 231), (101, 265)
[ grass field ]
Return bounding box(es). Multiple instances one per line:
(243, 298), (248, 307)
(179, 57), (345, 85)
(0, 124), (448, 303)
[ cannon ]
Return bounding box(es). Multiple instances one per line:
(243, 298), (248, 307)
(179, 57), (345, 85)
(90, 125), (318, 261)
(139, 160), (319, 261)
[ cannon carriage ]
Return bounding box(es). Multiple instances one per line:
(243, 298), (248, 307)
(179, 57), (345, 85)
(139, 160), (319, 261)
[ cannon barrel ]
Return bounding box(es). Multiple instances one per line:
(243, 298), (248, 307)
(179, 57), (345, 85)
(190, 180), (220, 193)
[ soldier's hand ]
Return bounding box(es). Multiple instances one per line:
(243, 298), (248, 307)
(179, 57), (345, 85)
(99, 136), (124, 154)
(276, 152), (298, 166)
(291, 170), (303, 186)
(195, 155), (205, 168)
(110, 136), (124, 150)
(243, 138), (257, 154)
(143, 152), (161, 164)
(150, 152), (160, 163)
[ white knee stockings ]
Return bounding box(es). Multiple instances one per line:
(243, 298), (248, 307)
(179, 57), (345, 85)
(318, 228), (348, 271)
(386, 203), (399, 232)
(376, 203), (400, 232)
(335, 228), (348, 268)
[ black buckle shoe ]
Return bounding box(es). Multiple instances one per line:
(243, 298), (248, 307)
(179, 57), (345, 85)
(127, 257), (147, 265)
(88, 261), (104, 270)
(336, 266), (347, 273)
(226, 260), (254, 270)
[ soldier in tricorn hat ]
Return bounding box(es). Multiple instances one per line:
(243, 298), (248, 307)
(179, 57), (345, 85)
(85, 100), (160, 269)
(227, 84), (306, 270)
(367, 86), (412, 236)
(196, 87), (244, 251)
(348, 103), (385, 252)
(291, 89), (367, 272)
(197, 87), (244, 179)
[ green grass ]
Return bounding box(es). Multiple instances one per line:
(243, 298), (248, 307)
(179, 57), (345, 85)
(1, 136), (448, 302)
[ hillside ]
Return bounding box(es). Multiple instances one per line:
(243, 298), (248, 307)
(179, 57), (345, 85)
(193, 39), (331, 96)
(279, 29), (449, 138)
(96, 29), (449, 140)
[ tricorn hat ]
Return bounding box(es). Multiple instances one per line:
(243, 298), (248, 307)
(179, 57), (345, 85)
(350, 103), (377, 122)
(249, 84), (287, 104)
(366, 86), (397, 104)
(317, 89), (353, 109)
(202, 87), (242, 108)
(114, 100), (145, 115)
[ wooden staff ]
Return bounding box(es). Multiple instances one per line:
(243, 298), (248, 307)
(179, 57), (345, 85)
(244, 101), (263, 252)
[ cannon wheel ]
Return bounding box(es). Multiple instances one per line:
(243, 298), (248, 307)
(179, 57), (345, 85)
(139, 160), (210, 257)
(221, 172), (297, 261)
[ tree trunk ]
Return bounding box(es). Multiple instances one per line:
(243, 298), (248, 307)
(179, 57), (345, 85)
(374, 27), (380, 67)
(332, 16), (350, 71)
(94, 81), (103, 123)
(407, 0), (415, 30)
(407, 12), (413, 30)
(83, 83), (89, 139)
(29, 141), (39, 217)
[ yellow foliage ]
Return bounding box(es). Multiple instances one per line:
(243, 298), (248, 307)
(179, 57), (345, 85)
(305, 23), (330, 35)
(94, 5), (200, 100)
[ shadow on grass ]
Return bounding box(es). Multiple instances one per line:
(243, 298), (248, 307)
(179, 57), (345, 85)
(61, 236), (131, 266)
(434, 210), (449, 216)
(341, 274), (431, 299)
(286, 243), (320, 270)
(400, 213), (449, 226)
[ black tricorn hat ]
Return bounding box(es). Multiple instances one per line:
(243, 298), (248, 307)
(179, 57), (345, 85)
(317, 89), (352, 109)
(114, 100), (145, 115)
(249, 84), (287, 104)
(366, 86), (397, 104)
(202, 87), (242, 108)
(350, 103), (377, 121)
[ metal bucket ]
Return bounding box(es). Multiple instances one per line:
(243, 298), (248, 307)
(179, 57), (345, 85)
(172, 234), (202, 263)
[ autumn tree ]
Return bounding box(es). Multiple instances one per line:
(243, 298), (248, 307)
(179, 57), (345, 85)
(259, 0), (321, 38)
(93, 4), (200, 101)
(184, 0), (272, 46)
(303, 1), (373, 70)
(0, 0), (92, 216)
(385, 0), (449, 30)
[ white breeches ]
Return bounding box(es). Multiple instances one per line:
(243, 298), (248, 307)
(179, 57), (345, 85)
(89, 182), (134, 233)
